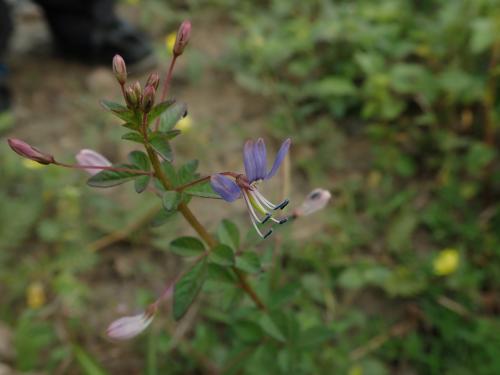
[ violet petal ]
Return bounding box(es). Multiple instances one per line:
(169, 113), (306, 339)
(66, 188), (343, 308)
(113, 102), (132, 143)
(210, 174), (241, 202)
(243, 140), (257, 182)
(265, 138), (291, 180)
(253, 138), (267, 181)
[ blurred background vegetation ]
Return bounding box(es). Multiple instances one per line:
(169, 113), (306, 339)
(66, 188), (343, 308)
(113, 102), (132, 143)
(1, 0), (500, 374)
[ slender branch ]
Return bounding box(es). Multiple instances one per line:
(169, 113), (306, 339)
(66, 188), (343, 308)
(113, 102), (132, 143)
(154, 55), (178, 131)
(87, 205), (161, 252)
(173, 172), (235, 192)
(175, 176), (211, 192)
(55, 161), (153, 175)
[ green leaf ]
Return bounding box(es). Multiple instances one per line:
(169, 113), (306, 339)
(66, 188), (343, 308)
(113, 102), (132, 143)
(128, 150), (150, 170)
(162, 191), (182, 211)
(160, 161), (178, 185)
(149, 134), (173, 161)
(173, 260), (207, 320)
(185, 180), (220, 199)
(233, 320), (263, 343)
(235, 252), (261, 273)
(207, 264), (237, 284)
(150, 208), (176, 227)
(259, 313), (286, 342)
(159, 102), (188, 132)
(177, 160), (199, 184)
(122, 132), (144, 144)
(268, 282), (300, 308)
(148, 99), (175, 123)
(209, 244), (235, 266)
(135, 176), (150, 193)
(122, 122), (139, 131)
(298, 326), (334, 349)
(170, 236), (205, 257)
(217, 219), (240, 250)
(159, 129), (181, 140)
(73, 345), (110, 375)
(100, 99), (140, 123)
(87, 164), (142, 188)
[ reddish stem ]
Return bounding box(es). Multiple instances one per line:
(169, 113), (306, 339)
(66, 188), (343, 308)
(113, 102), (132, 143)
(174, 172), (236, 192)
(154, 55), (178, 131)
(55, 161), (152, 175)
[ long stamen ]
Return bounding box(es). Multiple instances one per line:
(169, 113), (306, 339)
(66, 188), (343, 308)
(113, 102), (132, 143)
(245, 191), (271, 224)
(249, 191), (288, 225)
(253, 189), (289, 211)
(242, 191), (273, 238)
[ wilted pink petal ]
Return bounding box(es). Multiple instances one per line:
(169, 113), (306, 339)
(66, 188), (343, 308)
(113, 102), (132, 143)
(294, 188), (331, 217)
(106, 312), (154, 341)
(76, 149), (112, 176)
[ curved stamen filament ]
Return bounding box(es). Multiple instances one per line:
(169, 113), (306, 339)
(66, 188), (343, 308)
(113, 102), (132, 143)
(252, 189), (289, 211)
(248, 191), (287, 225)
(242, 191), (273, 239)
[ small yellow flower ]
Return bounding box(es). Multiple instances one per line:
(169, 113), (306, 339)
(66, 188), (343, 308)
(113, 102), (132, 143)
(22, 159), (44, 170)
(165, 32), (177, 53)
(176, 115), (193, 132)
(433, 248), (459, 276)
(27, 281), (46, 309)
(348, 365), (363, 375)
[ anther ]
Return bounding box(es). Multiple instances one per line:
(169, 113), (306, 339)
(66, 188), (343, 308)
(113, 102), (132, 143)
(262, 213), (271, 224)
(263, 229), (273, 239)
(274, 199), (289, 210)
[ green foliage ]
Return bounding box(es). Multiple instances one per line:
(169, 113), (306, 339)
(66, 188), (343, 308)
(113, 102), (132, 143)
(5, 0), (500, 373)
(173, 260), (208, 320)
(170, 236), (206, 257)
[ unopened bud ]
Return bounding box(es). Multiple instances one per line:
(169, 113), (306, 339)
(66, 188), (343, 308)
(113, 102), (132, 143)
(142, 85), (156, 113)
(76, 149), (112, 176)
(112, 54), (127, 85)
(124, 86), (139, 108)
(173, 20), (191, 57)
(294, 188), (331, 217)
(146, 72), (160, 91)
(132, 81), (142, 102)
(8, 138), (55, 165)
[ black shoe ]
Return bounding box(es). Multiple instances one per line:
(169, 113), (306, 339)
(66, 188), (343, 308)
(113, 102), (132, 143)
(0, 71), (13, 131)
(57, 19), (157, 73)
(37, 0), (157, 74)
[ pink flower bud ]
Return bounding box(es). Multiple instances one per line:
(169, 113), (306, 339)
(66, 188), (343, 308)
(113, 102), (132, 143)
(76, 149), (112, 176)
(142, 85), (156, 113)
(106, 310), (154, 341)
(132, 81), (142, 102)
(173, 20), (191, 57)
(294, 188), (331, 217)
(146, 72), (160, 91)
(7, 138), (54, 165)
(112, 54), (127, 85)
(124, 86), (139, 109)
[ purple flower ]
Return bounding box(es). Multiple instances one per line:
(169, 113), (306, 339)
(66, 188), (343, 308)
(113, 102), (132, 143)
(211, 138), (291, 238)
